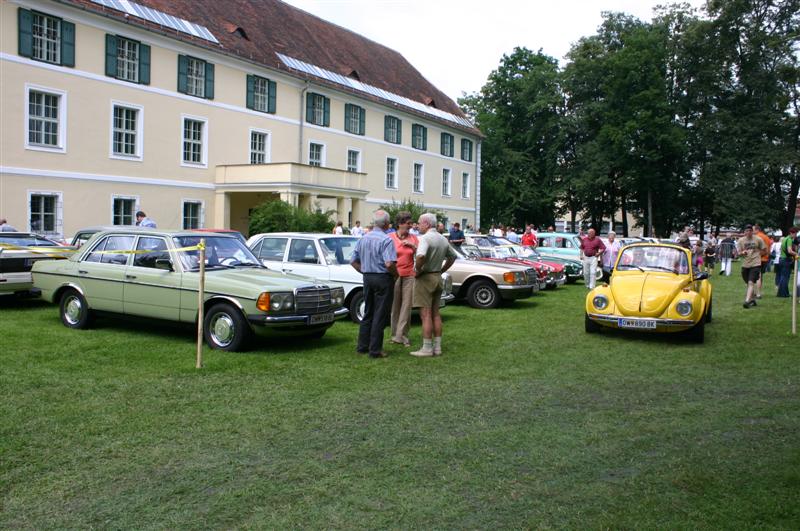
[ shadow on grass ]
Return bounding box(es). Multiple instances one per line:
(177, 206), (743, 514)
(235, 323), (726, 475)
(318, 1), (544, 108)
(591, 325), (708, 346)
(0, 294), (50, 310)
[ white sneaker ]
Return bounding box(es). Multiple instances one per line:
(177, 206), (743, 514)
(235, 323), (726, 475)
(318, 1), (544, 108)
(410, 348), (434, 358)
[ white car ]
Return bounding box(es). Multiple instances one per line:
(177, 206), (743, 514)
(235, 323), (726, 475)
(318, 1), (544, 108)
(0, 232), (73, 296)
(246, 233), (453, 323)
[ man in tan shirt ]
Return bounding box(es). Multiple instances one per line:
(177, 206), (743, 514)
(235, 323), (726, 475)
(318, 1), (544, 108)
(737, 225), (767, 308)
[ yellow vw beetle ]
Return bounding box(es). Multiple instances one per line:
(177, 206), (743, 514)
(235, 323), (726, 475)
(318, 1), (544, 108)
(585, 243), (712, 342)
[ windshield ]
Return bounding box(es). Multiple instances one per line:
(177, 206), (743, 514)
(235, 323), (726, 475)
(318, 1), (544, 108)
(492, 246), (516, 259)
(457, 244), (482, 259)
(319, 237), (359, 265)
(513, 245), (540, 259)
(616, 246), (689, 274)
(173, 236), (262, 270)
(0, 235), (59, 247)
(488, 236), (513, 246)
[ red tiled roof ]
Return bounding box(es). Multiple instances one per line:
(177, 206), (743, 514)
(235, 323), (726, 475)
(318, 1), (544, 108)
(58, 0), (480, 135)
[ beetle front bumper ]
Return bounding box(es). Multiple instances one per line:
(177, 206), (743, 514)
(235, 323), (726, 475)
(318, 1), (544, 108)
(587, 313), (696, 332)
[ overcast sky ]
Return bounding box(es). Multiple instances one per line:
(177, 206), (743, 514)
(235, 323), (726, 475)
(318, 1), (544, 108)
(283, 0), (707, 102)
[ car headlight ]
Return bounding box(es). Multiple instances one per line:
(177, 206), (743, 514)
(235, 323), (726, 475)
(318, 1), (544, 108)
(257, 292), (294, 312)
(502, 271), (525, 284)
(676, 300), (693, 316)
(441, 273), (453, 294)
(593, 295), (609, 310)
(330, 287), (345, 306)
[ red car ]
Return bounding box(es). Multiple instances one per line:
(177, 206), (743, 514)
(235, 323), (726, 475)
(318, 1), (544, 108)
(459, 244), (566, 290)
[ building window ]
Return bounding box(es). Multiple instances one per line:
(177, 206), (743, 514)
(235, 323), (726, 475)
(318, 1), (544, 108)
(112, 196), (137, 225)
(246, 75), (276, 114)
(18, 9), (75, 67)
(441, 168), (452, 197)
(105, 35), (150, 84)
(178, 55), (214, 99)
(250, 130), (269, 164)
(309, 142), (325, 167)
(306, 93), (330, 126)
(413, 163), (424, 193)
(412, 124), (427, 150)
(441, 132), (454, 157)
(386, 158), (398, 189)
(344, 104), (365, 135)
(347, 149), (361, 172)
(29, 192), (61, 234)
(182, 117), (206, 166)
(111, 104), (140, 158)
(384, 115), (402, 144)
(182, 200), (203, 229)
(461, 139), (473, 161)
(462, 218), (469, 228)
(26, 86), (66, 152)
(461, 172), (470, 199)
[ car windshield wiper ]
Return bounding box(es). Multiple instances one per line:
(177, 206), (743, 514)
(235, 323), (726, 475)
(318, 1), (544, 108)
(647, 265), (678, 274)
(232, 263), (265, 268)
(618, 264), (645, 272)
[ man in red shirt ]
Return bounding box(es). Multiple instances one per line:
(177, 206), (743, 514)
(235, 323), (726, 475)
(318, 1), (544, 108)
(753, 224), (772, 299)
(580, 228), (606, 289)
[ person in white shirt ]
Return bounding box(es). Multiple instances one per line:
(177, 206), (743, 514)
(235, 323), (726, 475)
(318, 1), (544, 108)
(333, 221), (344, 235)
(506, 228), (520, 243)
(350, 220), (364, 237)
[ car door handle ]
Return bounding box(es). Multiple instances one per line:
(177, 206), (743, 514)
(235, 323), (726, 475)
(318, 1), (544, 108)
(125, 274), (137, 280)
(282, 268), (292, 273)
(78, 270), (88, 274)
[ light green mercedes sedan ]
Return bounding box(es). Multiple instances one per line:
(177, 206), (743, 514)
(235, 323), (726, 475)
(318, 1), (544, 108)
(32, 229), (347, 351)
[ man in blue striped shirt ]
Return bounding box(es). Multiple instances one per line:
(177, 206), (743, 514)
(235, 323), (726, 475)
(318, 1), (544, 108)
(351, 210), (398, 358)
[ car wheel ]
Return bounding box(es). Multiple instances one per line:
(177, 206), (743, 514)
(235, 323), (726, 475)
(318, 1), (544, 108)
(349, 290), (365, 324)
(204, 303), (251, 351)
(687, 320), (705, 343)
(585, 313), (601, 333)
(705, 299), (713, 323)
(60, 289), (92, 329)
(466, 280), (501, 309)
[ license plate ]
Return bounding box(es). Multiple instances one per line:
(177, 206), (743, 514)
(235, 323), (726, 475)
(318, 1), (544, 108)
(618, 318), (656, 330)
(309, 313), (334, 325)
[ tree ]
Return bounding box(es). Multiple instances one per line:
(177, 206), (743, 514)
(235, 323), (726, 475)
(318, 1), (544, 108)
(248, 200), (334, 236)
(378, 198), (445, 225)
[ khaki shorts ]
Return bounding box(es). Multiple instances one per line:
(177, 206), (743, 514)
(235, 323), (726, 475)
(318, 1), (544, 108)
(413, 272), (442, 308)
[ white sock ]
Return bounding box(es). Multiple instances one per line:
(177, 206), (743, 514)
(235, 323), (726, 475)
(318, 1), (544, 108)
(422, 339), (433, 351)
(433, 337), (442, 350)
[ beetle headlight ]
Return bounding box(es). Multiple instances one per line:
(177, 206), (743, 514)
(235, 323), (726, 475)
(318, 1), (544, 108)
(593, 295), (609, 310)
(330, 287), (345, 306)
(676, 300), (693, 316)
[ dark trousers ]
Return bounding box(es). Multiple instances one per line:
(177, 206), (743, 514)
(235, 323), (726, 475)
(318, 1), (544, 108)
(358, 273), (395, 355)
(777, 258), (793, 297)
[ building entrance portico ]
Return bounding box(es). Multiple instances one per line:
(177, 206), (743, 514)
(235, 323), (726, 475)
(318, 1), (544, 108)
(214, 163), (368, 235)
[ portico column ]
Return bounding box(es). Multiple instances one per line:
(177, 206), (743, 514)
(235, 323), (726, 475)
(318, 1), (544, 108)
(280, 191), (299, 207)
(350, 198), (361, 225)
(336, 196), (351, 223)
(213, 190), (230, 228)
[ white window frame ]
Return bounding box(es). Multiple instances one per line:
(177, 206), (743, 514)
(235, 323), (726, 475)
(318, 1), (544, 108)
(109, 100), (144, 161)
(461, 172), (471, 199)
(385, 116), (401, 144)
(253, 76), (270, 113)
(412, 162), (425, 194)
(181, 199), (205, 229)
(385, 157), (399, 190)
(116, 36), (140, 83)
(25, 84), (67, 153)
(27, 190), (63, 236)
(110, 194), (139, 226)
(346, 147), (362, 173)
(309, 93), (326, 126)
(345, 104), (364, 135)
(441, 167), (452, 197)
(180, 114), (208, 168)
(249, 127), (271, 164)
(186, 57), (206, 98)
(308, 140), (326, 167)
(32, 12), (61, 64)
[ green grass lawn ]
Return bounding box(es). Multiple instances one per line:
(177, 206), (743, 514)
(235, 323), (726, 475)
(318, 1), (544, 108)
(2, 270), (799, 528)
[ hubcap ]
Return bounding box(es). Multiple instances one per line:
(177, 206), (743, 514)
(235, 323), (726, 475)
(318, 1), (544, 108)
(210, 313), (235, 347)
(357, 300), (365, 322)
(64, 295), (82, 325)
(476, 287), (494, 305)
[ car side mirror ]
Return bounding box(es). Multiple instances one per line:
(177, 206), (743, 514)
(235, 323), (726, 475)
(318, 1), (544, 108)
(694, 271), (708, 280)
(155, 258), (173, 271)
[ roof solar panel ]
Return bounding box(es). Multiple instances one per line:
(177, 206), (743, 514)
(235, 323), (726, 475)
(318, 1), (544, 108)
(276, 54), (474, 129)
(90, 0), (219, 44)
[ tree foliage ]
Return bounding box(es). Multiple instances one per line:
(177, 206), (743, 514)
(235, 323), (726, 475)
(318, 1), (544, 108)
(464, 1), (800, 235)
(248, 200), (335, 236)
(378, 198), (445, 226)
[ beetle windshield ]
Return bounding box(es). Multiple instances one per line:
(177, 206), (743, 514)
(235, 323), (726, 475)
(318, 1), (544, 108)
(616, 246), (689, 274)
(173, 236), (262, 270)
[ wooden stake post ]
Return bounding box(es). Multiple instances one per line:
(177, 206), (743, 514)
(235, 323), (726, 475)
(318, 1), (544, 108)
(196, 239), (206, 368)
(793, 256), (798, 336)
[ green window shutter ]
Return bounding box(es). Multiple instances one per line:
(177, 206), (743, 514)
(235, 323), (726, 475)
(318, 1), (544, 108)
(422, 126), (427, 150)
(343, 104), (351, 133)
(396, 119), (402, 144)
(246, 74), (255, 110)
(204, 62), (214, 99)
(358, 106), (365, 135)
(18, 8), (33, 58)
(323, 96), (330, 127)
(448, 135), (454, 157)
(61, 20), (75, 67)
(177, 55), (188, 93)
(105, 34), (117, 77)
(267, 80), (276, 113)
(384, 115), (390, 141)
(306, 93), (314, 123)
(440, 133), (446, 155)
(138, 43), (150, 84)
